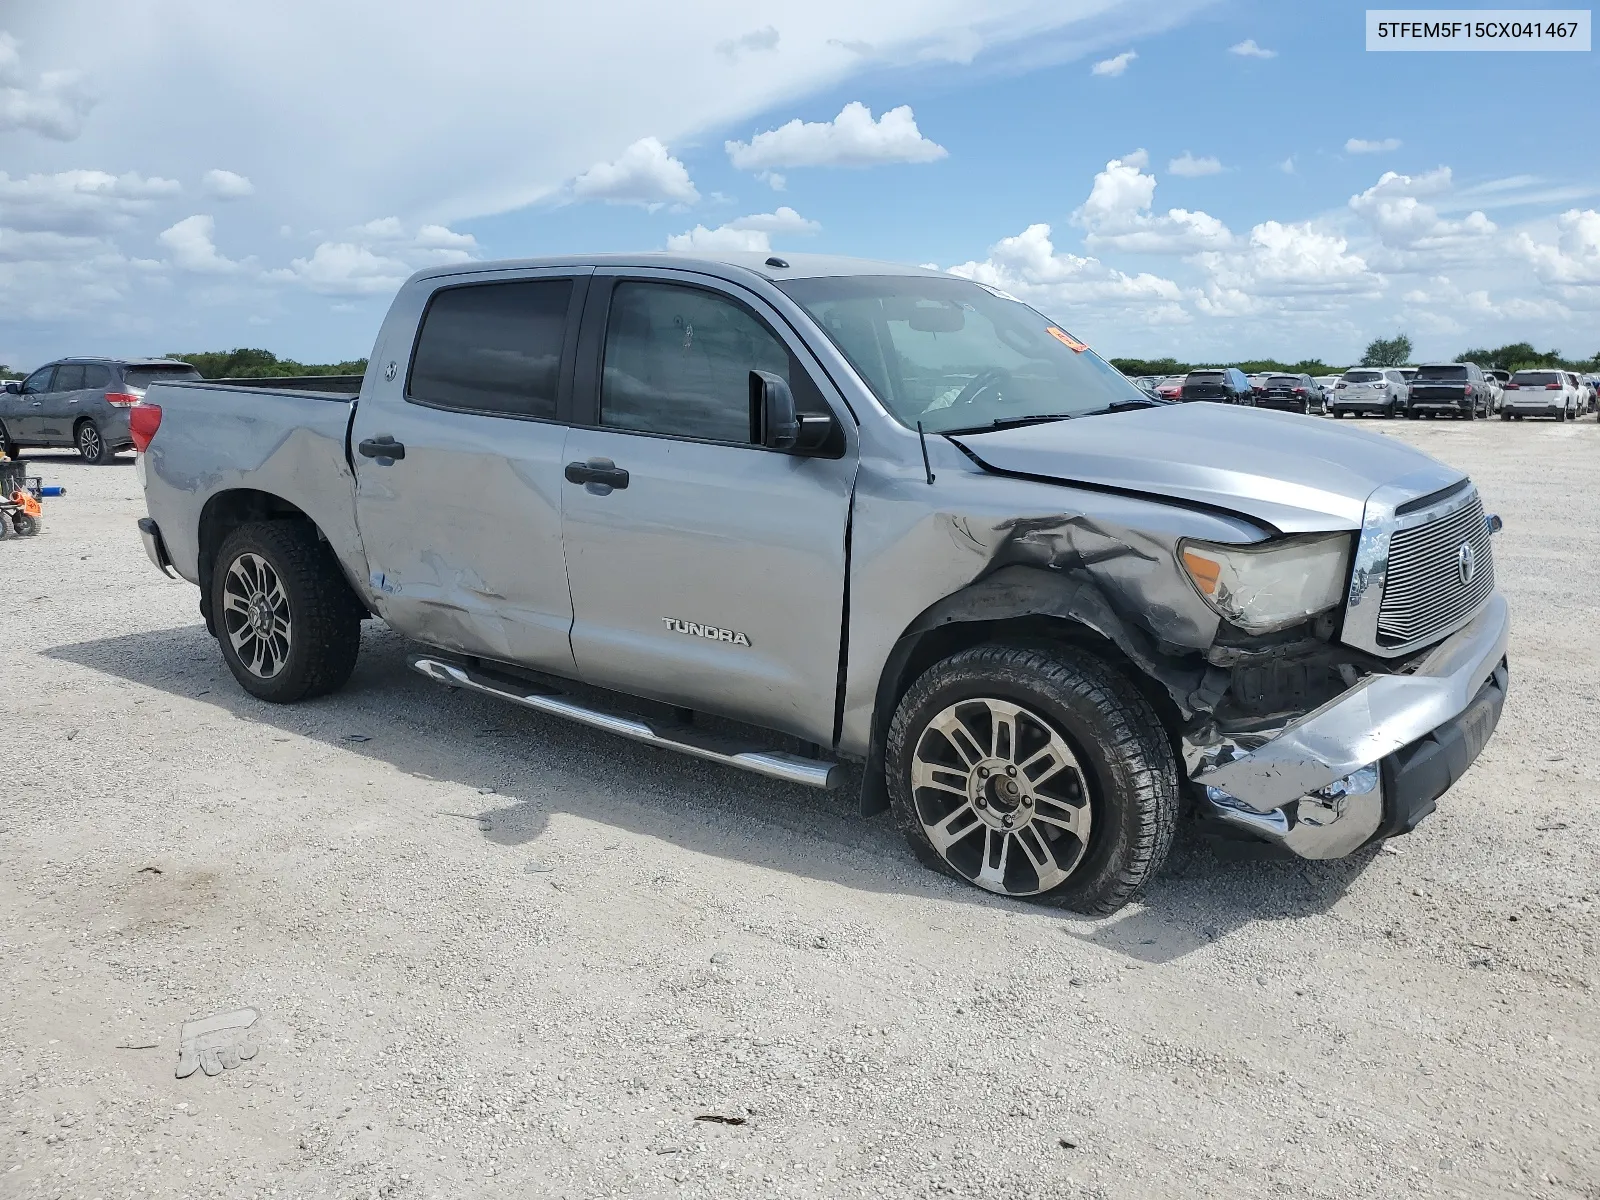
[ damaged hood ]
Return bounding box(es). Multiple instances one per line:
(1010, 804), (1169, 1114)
(950, 403), (1464, 533)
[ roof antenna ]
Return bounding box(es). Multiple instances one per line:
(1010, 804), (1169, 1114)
(916, 421), (936, 485)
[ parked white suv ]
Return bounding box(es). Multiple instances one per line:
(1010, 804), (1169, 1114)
(1501, 369), (1581, 421)
(1481, 369), (1507, 415)
(1330, 367), (1409, 418)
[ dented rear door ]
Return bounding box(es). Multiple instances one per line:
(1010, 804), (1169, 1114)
(350, 268), (589, 673)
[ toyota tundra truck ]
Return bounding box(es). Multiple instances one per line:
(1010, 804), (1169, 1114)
(134, 253), (1510, 913)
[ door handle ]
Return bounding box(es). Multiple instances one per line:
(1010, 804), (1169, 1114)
(358, 435), (406, 462)
(564, 458), (629, 493)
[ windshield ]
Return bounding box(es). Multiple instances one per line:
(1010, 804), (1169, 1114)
(125, 365), (202, 389)
(1415, 364), (1467, 380)
(777, 275), (1151, 433)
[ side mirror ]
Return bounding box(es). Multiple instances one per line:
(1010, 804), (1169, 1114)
(2, 382), (18, 394)
(750, 370), (834, 452)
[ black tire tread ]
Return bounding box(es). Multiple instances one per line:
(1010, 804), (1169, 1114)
(885, 642), (1179, 915)
(213, 521), (361, 704)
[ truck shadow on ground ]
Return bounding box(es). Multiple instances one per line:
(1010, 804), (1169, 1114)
(47, 621), (1382, 964)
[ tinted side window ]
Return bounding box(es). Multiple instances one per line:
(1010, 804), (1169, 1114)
(83, 364), (112, 389)
(408, 279), (572, 419)
(600, 281), (791, 443)
(21, 367), (55, 394)
(53, 364), (86, 390)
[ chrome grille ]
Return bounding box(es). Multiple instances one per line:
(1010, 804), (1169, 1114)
(1377, 494), (1494, 646)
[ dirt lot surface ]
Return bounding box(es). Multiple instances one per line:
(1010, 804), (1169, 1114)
(2, 417), (1597, 1199)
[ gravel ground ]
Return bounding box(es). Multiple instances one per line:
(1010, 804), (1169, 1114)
(2, 417), (1596, 1200)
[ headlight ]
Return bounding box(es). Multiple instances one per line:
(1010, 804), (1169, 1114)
(1179, 533), (1352, 633)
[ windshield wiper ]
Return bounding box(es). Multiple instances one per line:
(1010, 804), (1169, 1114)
(942, 412), (1079, 434)
(1084, 397), (1165, 416)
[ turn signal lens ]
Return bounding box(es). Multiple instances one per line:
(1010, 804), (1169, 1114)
(1181, 549), (1222, 596)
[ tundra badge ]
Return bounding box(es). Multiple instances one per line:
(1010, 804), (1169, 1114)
(662, 617), (751, 647)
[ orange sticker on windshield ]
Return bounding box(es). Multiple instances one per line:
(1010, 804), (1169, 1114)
(1046, 326), (1088, 352)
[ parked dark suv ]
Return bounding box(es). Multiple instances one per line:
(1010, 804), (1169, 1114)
(1179, 367), (1255, 404)
(0, 358), (201, 462)
(1406, 363), (1492, 420)
(1256, 373), (1328, 415)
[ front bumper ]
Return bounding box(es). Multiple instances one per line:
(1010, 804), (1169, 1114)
(1196, 591), (1509, 857)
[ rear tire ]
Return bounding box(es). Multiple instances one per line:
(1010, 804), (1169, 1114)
(886, 643), (1179, 915)
(76, 420), (115, 464)
(211, 521), (362, 704)
(0, 420), (18, 460)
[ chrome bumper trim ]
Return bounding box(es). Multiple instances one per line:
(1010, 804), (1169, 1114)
(1203, 766), (1383, 859)
(1194, 591), (1509, 813)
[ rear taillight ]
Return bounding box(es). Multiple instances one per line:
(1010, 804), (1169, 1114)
(105, 391), (139, 407)
(1545, 382), (1561, 390)
(1292, 387), (1305, 394)
(1505, 383), (1519, 390)
(1463, 384), (1472, 394)
(1335, 382), (1346, 389)
(129, 403), (162, 452)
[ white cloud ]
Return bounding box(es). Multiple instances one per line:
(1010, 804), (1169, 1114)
(666, 225), (773, 254)
(0, 33), (97, 140)
(1515, 209), (1600, 288)
(726, 207), (820, 234)
(1346, 137), (1402, 155)
(274, 241), (409, 295)
(1072, 152), (1233, 253)
(757, 170), (787, 191)
(0, 169), (181, 234)
(202, 169), (255, 199)
(568, 136), (699, 208)
(1168, 152), (1222, 177)
(1279, 157), (1296, 175)
(1194, 220), (1378, 300)
(271, 218), (478, 293)
(716, 26), (779, 60)
(666, 207), (819, 254)
(725, 102), (946, 170)
(159, 214), (242, 274)
(1348, 168), (1496, 255)
(946, 223), (1190, 326)
(1228, 39), (1276, 58)
(1091, 50), (1136, 76)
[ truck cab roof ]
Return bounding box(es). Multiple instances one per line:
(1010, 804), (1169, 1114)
(405, 252), (947, 287)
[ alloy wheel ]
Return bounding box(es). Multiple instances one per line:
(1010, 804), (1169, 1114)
(77, 423), (102, 461)
(221, 552), (293, 678)
(909, 697), (1093, 896)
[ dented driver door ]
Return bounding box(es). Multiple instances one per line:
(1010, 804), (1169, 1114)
(559, 270), (857, 746)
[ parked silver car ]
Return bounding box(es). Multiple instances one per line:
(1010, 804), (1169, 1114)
(0, 358), (200, 462)
(135, 253), (1510, 913)
(1330, 367), (1409, 418)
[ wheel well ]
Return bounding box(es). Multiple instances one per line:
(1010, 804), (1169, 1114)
(879, 616), (1185, 745)
(197, 490), (327, 632)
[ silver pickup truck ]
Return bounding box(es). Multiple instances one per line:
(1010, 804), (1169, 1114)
(135, 253), (1510, 913)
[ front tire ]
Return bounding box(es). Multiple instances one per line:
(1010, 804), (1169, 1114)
(886, 644), (1179, 915)
(76, 420), (115, 464)
(0, 420), (19, 460)
(211, 521), (362, 703)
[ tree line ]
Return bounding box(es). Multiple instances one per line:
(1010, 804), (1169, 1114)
(1115, 334), (1599, 377)
(170, 348), (369, 378)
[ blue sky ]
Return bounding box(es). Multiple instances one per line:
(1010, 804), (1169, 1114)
(1, 0), (1595, 371)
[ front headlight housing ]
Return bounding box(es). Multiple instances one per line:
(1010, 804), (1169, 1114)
(1179, 533), (1352, 634)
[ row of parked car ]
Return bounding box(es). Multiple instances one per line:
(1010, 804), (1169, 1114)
(1134, 365), (1600, 421)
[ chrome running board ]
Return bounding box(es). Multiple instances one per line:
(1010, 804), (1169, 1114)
(409, 656), (842, 790)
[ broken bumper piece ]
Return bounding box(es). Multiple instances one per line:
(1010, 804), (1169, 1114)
(1195, 591), (1510, 859)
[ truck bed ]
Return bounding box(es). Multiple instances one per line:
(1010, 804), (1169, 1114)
(139, 379), (367, 591)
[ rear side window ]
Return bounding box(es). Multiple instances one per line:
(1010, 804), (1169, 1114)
(1415, 365), (1467, 380)
(600, 280), (795, 443)
(53, 364), (86, 390)
(125, 366), (202, 389)
(82, 364), (112, 389)
(408, 279), (573, 419)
